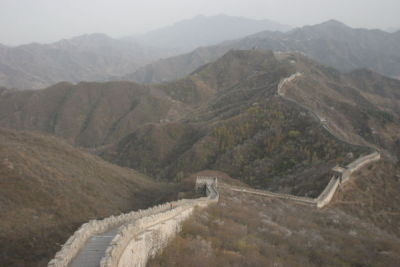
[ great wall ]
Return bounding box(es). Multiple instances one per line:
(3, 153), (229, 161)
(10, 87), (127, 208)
(48, 72), (381, 267)
(48, 177), (218, 267)
(228, 152), (380, 208)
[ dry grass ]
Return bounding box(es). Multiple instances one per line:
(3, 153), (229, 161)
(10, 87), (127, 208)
(149, 160), (400, 267)
(0, 128), (176, 266)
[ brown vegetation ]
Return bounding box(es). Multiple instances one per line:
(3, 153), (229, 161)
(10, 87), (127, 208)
(149, 160), (400, 267)
(106, 51), (372, 196)
(0, 128), (174, 266)
(0, 81), (185, 148)
(0, 48), (398, 267)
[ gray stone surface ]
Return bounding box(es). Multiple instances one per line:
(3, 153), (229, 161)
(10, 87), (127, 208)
(70, 229), (119, 267)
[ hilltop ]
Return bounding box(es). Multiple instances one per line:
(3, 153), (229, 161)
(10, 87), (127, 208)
(0, 14), (291, 90)
(0, 128), (172, 266)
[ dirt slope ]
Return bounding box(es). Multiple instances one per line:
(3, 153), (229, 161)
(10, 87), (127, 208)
(0, 128), (169, 266)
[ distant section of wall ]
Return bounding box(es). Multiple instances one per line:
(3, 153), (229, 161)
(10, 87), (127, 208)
(228, 186), (316, 206)
(196, 176), (218, 196)
(342, 152), (381, 184)
(277, 72), (302, 95)
(316, 176), (340, 208)
(229, 152), (380, 209)
(317, 151), (380, 207)
(275, 73), (381, 208)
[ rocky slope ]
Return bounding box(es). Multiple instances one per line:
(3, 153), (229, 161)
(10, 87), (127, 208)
(125, 20), (400, 84)
(0, 128), (171, 266)
(0, 33), (164, 89)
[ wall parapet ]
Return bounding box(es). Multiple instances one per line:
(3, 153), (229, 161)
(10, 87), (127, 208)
(48, 177), (218, 267)
(100, 176), (218, 267)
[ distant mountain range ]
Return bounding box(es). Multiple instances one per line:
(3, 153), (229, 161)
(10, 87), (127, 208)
(2, 17), (400, 90)
(124, 14), (291, 54)
(0, 33), (165, 90)
(124, 20), (400, 84)
(0, 14), (291, 90)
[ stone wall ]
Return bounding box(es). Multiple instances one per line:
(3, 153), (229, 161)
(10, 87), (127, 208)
(275, 73), (381, 208)
(100, 177), (218, 267)
(229, 152), (380, 209)
(315, 175), (340, 208)
(48, 153), (378, 266)
(196, 176), (218, 195)
(228, 186), (316, 206)
(48, 177), (218, 267)
(342, 152), (381, 184)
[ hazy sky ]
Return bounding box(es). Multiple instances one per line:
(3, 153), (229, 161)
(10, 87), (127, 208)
(0, 0), (399, 45)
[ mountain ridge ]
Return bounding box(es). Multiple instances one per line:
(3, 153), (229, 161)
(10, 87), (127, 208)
(104, 50), (400, 193)
(124, 20), (400, 84)
(0, 33), (165, 90)
(0, 50), (398, 187)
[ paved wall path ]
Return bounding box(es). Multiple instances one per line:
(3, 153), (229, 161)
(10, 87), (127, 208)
(48, 178), (218, 267)
(70, 229), (119, 267)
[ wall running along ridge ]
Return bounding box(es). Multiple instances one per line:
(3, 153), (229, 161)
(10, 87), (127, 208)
(229, 152), (380, 208)
(234, 70), (382, 208)
(48, 178), (218, 267)
(48, 71), (382, 266)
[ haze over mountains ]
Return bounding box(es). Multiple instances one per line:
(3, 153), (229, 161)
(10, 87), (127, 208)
(125, 20), (400, 84)
(386, 27), (400, 33)
(0, 33), (165, 90)
(0, 15), (290, 90)
(5, 16), (400, 91)
(124, 14), (291, 54)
